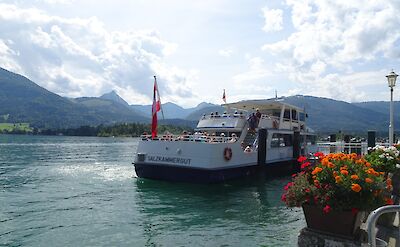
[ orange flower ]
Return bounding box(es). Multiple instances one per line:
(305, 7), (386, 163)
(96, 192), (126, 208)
(340, 170), (349, 176)
(335, 176), (342, 183)
(365, 162), (371, 167)
(355, 159), (364, 165)
(327, 162), (335, 168)
(351, 183), (362, 192)
(312, 167), (323, 175)
(365, 178), (374, 183)
(321, 158), (329, 166)
(366, 168), (379, 176)
(333, 171), (338, 177)
(351, 175), (359, 180)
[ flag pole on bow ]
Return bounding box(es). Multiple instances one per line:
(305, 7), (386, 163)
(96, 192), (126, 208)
(151, 76), (164, 138)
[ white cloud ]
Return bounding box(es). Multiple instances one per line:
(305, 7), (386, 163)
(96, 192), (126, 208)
(233, 57), (271, 84)
(36, 0), (74, 4)
(0, 39), (22, 73)
(218, 47), (234, 57)
(261, 0), (400, 101)
(261, 6), (283, 32)
(0, 3), (197, 105)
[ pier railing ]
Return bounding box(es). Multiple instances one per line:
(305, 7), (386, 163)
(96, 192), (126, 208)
(365, 205), (400, 247)
(316, 142), (391, 155)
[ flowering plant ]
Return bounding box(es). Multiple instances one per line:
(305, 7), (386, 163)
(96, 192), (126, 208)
(364, 145), (400, 174)
(282, 152), (393, 213)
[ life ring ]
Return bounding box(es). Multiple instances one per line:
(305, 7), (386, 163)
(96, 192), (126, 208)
(224, 147), (232, 161)
(272, 120), (279, 129)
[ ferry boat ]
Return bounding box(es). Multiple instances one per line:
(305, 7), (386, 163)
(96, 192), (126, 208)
(134, 99), (317, 183)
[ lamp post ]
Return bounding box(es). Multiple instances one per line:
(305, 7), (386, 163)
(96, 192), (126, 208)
(386, 70), (398, 146)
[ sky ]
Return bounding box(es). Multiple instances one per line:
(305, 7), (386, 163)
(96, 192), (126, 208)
(1, 0), (400, 107)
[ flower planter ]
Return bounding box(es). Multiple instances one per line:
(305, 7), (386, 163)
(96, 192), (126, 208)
(302, 204), (366, 238)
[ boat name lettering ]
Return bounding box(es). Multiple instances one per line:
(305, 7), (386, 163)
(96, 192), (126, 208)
(147, 155), (191, 165)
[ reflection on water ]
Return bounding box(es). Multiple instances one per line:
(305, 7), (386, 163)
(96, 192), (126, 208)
(135, 177), (304, 246)
(0, 134), (304, 246)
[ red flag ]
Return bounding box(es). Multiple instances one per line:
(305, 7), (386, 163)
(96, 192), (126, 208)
(151, 76), (161, 138)
(222, 89), (226, 103)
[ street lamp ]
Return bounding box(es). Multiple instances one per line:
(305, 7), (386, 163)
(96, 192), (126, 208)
(386, 70), (398, 146)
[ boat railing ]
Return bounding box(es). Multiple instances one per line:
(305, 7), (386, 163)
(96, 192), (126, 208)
(140, 134), (239, 143)
(260, 114), (280, 122)
(200, 113), (246, 120)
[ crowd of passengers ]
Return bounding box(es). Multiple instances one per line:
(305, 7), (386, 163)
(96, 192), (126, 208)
(142, 131), (255, 153)
(141, 109), (266, 153)
(141, 131), (238, 143)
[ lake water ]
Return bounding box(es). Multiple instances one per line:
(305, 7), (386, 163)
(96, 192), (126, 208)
(0, 135), (305, 246)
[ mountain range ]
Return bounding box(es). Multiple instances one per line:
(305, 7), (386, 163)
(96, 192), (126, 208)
(0, 67), (398, 133)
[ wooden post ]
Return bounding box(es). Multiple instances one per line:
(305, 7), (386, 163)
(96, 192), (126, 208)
(257, 128), (267, 166)
(293, 131), (300, 172)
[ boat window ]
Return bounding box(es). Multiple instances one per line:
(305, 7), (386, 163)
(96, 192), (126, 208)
(283, 134), (293, 146)
(272, 110), (280, 118)
(292, 110), (298, 121)
(283, 109), (290, 120)
(271, 133), (280, 147)
(271, 133), (293, 147)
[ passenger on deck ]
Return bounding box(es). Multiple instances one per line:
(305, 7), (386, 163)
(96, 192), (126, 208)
(220, 133), (226, 142)
(201, 132), (208, 142)
(222, 111), (228, 117)
(193, 131), (201, 141)
(209, 133), (217, 143)
(229, 133), (237, 143)
(210, 112), (214, 118)
(214, 112), (220, 118)
(181, 131), (189, 141)
(142, 131), (149, 140)
(248, 113), (257, 132)
(256, 108), (261, 121)
(256, 108), (261, 123)
(233, 110), (239, 117)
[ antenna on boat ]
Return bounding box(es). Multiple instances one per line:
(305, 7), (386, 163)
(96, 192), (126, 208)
(275, 90), (278, 100)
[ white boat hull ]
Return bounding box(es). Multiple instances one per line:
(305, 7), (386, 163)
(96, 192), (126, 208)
(134, 140), (296, 183)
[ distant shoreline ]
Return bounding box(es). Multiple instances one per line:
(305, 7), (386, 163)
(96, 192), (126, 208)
(0, 122), (193, 138)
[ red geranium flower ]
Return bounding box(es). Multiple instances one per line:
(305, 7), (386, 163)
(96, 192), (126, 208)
(323, 205), (331, 214)
(298, 156), (307, 163)
(301, 162), (311, 169)
(314, 152), (324, 158)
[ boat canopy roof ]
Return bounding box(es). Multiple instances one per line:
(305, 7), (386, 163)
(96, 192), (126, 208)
(222, 99), (303, 112)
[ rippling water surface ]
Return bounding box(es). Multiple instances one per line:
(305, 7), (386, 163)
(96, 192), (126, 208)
(0, 134), (305, 246)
